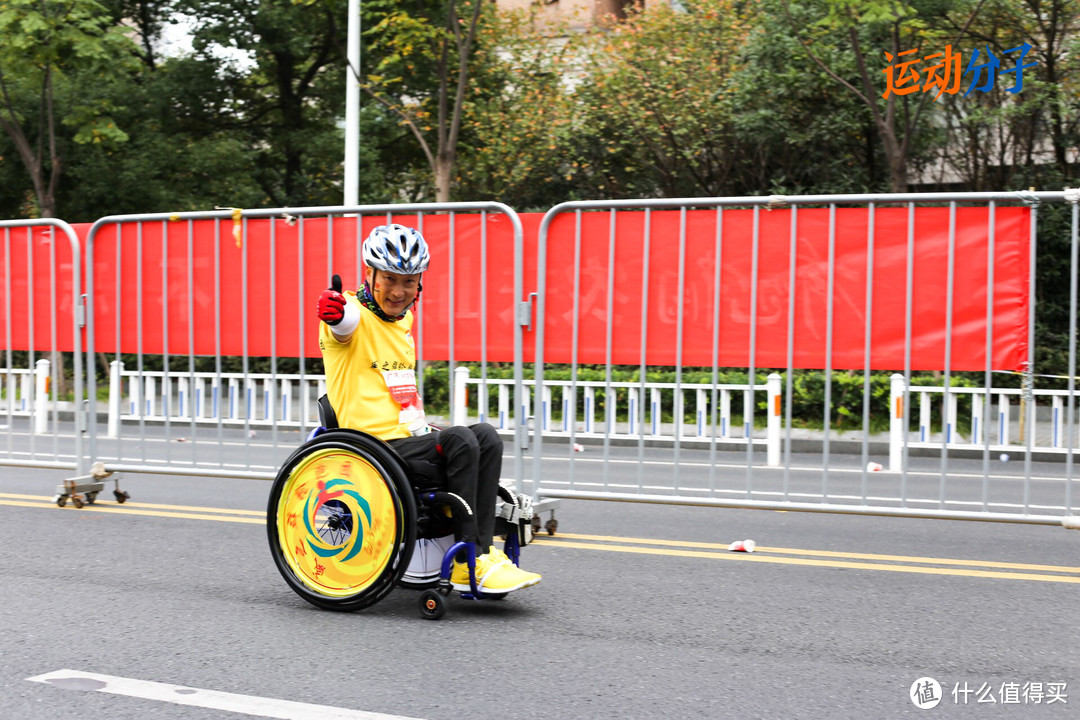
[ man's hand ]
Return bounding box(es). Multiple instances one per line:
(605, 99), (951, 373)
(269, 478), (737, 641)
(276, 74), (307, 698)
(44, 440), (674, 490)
(317, 274), (346, 326)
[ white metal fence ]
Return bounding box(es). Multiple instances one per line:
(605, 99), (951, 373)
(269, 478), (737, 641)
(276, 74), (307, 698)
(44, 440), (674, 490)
(530, 192), (1080, 526)
(7, 361), (1070, 461)
(3, 192), (1080, 526)
(0, 219), (86, 474)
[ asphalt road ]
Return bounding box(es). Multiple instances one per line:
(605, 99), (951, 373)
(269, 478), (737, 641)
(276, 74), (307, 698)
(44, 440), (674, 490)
(1, 459), (1078, 719)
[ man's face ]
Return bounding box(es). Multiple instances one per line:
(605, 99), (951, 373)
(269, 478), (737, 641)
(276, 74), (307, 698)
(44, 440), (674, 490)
(366, 268), (421, 316)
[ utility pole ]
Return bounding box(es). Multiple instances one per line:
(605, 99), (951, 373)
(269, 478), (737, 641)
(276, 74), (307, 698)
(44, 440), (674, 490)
(343, 0), (360, 206)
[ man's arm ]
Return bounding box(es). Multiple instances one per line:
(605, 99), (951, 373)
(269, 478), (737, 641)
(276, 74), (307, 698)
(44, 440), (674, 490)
(317, 274), (360, 343)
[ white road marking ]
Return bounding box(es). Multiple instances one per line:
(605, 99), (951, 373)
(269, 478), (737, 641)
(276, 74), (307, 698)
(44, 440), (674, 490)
(27, 669), (425, 720)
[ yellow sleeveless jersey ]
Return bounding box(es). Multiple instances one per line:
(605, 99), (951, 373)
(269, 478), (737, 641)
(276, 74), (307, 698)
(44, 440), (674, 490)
(319, 292), (417, 441)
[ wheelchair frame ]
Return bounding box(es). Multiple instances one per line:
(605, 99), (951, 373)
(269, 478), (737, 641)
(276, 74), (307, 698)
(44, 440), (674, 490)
(267, 404), (535, 619)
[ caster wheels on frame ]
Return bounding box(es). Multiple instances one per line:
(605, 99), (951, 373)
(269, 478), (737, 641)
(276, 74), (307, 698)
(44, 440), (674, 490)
(418, 590), (446, 620)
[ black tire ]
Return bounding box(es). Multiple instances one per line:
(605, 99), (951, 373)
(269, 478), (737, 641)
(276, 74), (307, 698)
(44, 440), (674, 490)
(114, 490), (129, 504)
(267, 429), (417, 612)
(418, 590), (445, 620)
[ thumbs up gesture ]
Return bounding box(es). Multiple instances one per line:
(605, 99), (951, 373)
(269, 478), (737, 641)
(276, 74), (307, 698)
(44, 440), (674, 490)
(317, 274), (346, 326)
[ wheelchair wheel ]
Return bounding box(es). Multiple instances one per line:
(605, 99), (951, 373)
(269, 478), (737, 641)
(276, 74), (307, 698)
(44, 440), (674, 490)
(267, 430), (417, 612)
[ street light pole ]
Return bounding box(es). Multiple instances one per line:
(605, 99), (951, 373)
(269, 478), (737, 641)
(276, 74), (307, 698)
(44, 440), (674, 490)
(343, 0), (360, 206)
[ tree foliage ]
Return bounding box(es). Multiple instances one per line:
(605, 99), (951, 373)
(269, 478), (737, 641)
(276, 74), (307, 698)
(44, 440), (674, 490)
(0, 0), (137, 217)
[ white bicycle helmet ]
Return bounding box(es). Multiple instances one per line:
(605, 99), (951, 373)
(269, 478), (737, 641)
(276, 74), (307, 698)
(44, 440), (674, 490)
(362, 224), (430, 275)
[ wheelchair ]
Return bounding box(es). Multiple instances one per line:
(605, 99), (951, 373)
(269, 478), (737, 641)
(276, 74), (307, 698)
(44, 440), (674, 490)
(267, 396), (535, 620)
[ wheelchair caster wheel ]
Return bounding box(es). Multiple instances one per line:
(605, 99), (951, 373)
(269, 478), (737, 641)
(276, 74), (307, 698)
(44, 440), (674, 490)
(114, 490), (129, 504)
(419, 590), (446, 620)
(545, 518), (558, 536)
(55, 495), (66, 508)
(73, 496), (84, 509)
(85, 492), (97, 505)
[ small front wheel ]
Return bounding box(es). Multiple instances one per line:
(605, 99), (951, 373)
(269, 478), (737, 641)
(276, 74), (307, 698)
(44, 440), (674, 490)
(418, 590), (445, 620)
(114, 490), (129, 504)
(56, 495), (67, 508)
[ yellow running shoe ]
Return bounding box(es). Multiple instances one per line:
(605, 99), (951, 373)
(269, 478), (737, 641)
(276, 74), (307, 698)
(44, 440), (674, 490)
(487, 546), (542, 587)
(451, 549), (542, 594)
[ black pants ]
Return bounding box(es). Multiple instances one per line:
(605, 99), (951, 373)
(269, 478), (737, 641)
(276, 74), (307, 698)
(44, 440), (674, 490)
(389, 423), (502, 549)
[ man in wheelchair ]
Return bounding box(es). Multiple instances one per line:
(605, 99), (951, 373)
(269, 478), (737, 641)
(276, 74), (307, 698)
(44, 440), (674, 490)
(315, 223), (542, 595)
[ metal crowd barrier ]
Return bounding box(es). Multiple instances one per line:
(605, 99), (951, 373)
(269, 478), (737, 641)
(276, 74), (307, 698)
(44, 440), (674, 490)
(0, 219), (86, 475)
(3, 192), (1080, 528)
(530, 192), (1080, 527)
(82, 203), (530, 486)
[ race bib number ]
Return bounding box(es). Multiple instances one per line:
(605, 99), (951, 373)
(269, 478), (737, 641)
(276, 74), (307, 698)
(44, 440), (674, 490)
(382, 368), (428, 433)
(382, 369), (418, 406)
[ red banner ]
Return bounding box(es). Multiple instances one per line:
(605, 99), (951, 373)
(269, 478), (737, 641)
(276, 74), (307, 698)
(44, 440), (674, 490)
(1, 205), (1029, 372)
(539, 207), (1030, 371)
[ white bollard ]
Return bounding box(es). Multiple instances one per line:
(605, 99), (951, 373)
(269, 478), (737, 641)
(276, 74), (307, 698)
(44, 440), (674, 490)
(108, 360), (123, 438)
(34, 358), (49, 434)
(650, 387), (662, 436)
(477, 379), (489, 425)
(919, 391), (930, 442)
(1052, 395), (1063, 448)
(628, 387), (639, 435)
(178, 376), (189, 419)
(743, 389), (752, 439)
(766, 373), (781, 467)
(696, 388), (707, 438)
(263, 378), (274, 422)
(541, 385), (552, 432)
(889, 373), (905, 471)
(674, 387), (684, 440)
(452, 366), (469, 426)
(720, 389), (731, 439)
(145, 375), (157, 417)
(561, 385), (574, 433)
(584, 386), (596, 433)
(971, 393), (984, 446)
(20, 372), (31, 411)
(195, 377), (206, 419)
(498, 383), (509, 430)
(281, 379), (291, 422)
(998, 394), (1010, 446)
(945, 391), (958, 444)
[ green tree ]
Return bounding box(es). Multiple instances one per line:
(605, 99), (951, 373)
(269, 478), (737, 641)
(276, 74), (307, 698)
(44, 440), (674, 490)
(453, 8), (579, 208)
(173, 0), (350, 207)
(361, 0), (493, 202)
(0, 0), (136, 217)
(926, 0), (1079, 190)
(779, 0), (988, 192)
(730, 4), (888, 193)
(565, 0), (753, 198)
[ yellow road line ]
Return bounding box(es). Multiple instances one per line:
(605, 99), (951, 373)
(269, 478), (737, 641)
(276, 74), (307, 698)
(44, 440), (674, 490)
(554, 532), (1080, 574)
(0, 498), (264, 524)
(0, 492), (265, 516)
(531, 539), (1080, 584)
(4, 494), (1077, 583)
